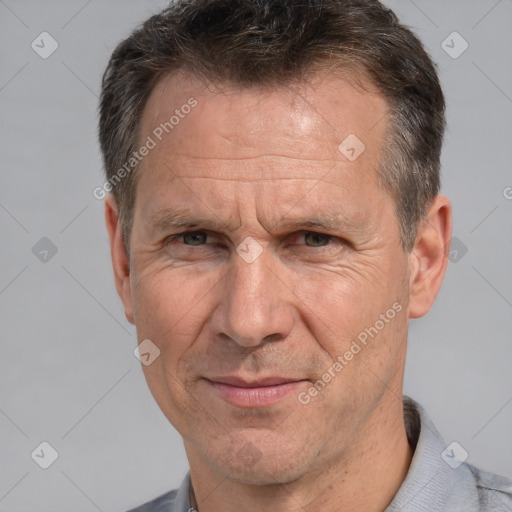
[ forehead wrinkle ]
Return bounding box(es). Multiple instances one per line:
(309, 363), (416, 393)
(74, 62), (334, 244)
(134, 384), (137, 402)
(147, 202), (367, 240)
(137, 158), (355, 185)
(155, 154), (341, 163)
(148, 207), (240, 236)
(175, 176), (336, 183)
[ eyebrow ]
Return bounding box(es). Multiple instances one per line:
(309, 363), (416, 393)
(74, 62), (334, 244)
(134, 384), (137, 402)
(148, 206), (363, 237)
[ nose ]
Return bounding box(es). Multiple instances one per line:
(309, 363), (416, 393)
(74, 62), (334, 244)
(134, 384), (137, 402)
(209, 247), (294, 348)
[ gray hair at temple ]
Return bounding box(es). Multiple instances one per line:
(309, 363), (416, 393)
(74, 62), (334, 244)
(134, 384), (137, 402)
(98, 0), (445, 253)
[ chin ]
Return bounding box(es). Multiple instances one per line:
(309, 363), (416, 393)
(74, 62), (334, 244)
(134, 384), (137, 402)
(205, 436), (315, 486)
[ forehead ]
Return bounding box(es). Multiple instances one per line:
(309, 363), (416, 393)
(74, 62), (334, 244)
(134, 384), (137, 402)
(135, 70), (391, 226)
(139, 70), (388, 163)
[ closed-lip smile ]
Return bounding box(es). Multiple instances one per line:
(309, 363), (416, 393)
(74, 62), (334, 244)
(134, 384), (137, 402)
(207, 376), (303, 387)
(204, 375), (307, 407)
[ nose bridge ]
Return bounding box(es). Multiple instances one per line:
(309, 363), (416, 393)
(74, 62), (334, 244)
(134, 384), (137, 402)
(211, 247), (293, 347)
(233, 250), (272, 316)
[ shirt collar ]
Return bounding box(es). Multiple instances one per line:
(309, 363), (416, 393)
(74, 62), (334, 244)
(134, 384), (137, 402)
(386, 395), (464, 511)
(173, 471), (192, 511)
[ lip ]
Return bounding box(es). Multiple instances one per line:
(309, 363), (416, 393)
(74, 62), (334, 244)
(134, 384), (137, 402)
(208, 376), (303, 387)
(205, 376), (307, 407)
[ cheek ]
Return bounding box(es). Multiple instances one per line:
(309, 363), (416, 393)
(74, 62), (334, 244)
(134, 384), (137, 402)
(131, 270), (188, 344)
(130, 267), (223, 351)
(132, 270), (216, 429)
(295, 258), (408, 358)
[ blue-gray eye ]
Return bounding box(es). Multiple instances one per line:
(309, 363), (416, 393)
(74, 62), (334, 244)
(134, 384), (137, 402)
(181, 232), (208, 245)
(304, 232), (331, 247)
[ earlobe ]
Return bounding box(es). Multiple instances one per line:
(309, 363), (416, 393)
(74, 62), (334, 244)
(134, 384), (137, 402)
(104, 195), (135, 324)
(408, 195), (452, 319)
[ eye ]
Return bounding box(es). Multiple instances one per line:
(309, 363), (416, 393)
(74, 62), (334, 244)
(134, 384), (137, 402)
(167, 231), (210, 246)
(164, 230), (343, 255)
(301, 232), (332, 247)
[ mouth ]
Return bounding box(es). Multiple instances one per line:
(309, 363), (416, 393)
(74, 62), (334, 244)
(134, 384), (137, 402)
(204, 376), (308, 407)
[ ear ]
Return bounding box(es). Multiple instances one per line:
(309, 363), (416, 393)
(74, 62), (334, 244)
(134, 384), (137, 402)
(104, 195), (135, 324)
(408, 194), (452, 319)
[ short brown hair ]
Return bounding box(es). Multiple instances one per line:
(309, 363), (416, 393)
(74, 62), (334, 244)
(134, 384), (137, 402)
(98, 0), (445, 252)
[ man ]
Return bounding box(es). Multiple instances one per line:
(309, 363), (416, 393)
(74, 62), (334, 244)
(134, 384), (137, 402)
(98, 1), (512, 510)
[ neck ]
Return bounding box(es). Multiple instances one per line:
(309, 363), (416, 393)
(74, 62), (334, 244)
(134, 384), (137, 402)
(186, 395), (413, 512)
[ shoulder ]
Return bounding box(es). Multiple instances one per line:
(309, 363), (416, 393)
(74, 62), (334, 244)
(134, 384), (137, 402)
(126, 489), (179, 512)
(465, 463), (512, 511)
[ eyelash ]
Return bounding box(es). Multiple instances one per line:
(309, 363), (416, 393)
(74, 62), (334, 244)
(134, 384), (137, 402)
(165, 230), (340, 250)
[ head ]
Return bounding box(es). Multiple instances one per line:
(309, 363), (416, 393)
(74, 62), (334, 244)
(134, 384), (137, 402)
(100, 0), (451, 488)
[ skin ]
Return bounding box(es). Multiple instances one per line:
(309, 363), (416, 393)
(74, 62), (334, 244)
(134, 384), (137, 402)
(105, 70), (451, 512)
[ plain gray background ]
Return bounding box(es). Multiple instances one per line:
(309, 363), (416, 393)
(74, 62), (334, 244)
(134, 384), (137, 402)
(0, 1), (511, 511)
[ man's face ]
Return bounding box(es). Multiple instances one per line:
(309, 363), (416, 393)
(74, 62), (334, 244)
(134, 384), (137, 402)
(120, 72), (415, 483)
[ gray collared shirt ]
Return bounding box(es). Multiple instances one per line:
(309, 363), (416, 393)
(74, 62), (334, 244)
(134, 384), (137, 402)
(127, 396), (512, 511)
